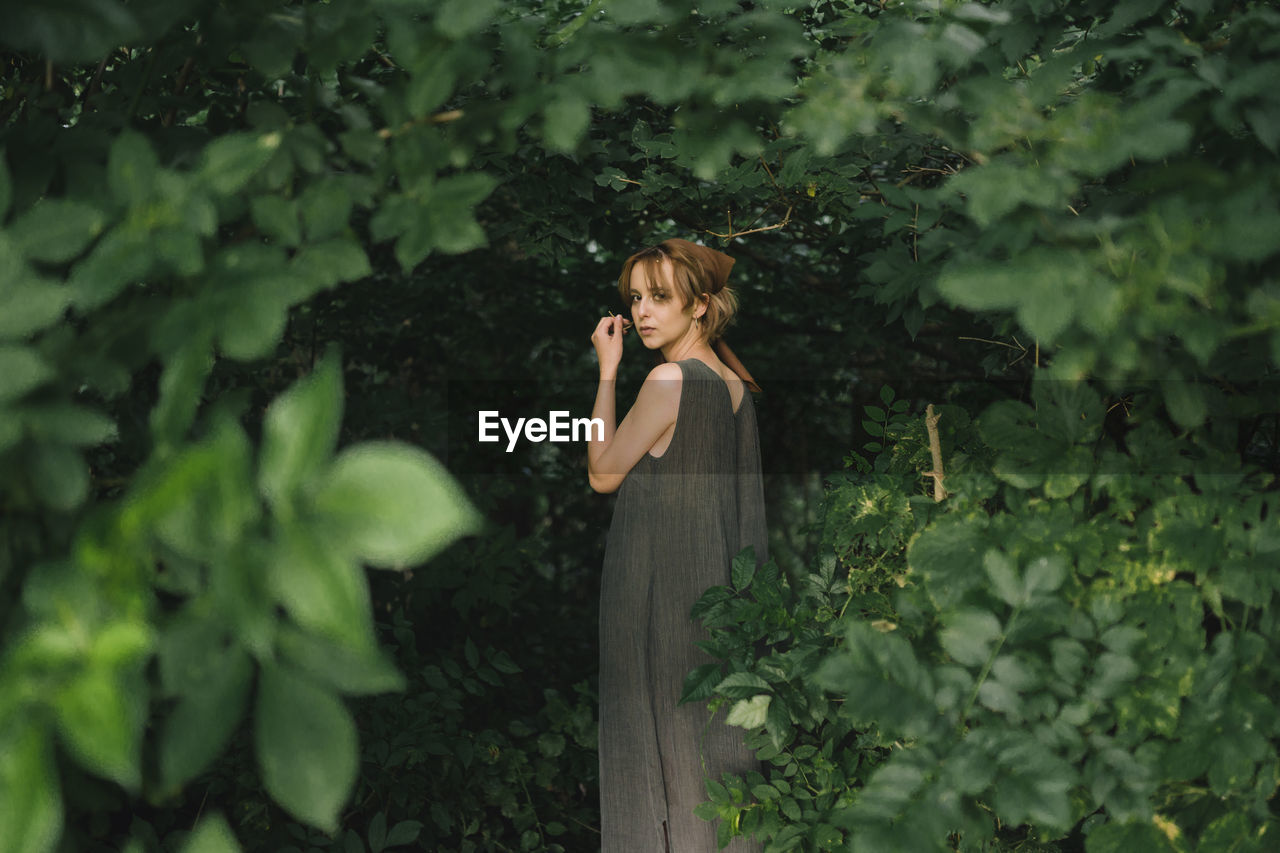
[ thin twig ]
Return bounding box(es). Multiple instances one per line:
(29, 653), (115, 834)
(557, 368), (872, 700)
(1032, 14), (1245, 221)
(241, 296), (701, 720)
(546, 0), (609, 46)
(758, 155), (780, 190)
(376, 109), (465, 138)
(924, 404), (948, 501)
(85, 56), (108, 105)
(191, 787), (209, 829)
(704, 206), (793, 240)
(911, 204), (919, 262)
(957, 335), (1024, 351)
(162, 53), (198, 127)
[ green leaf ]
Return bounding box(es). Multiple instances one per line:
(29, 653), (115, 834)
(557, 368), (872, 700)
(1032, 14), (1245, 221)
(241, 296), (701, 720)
(1084, 819), (1175, 853)
(159, 644), (252, 791)
(429, 802), (451, 833)
(437, 0), (501, 39)
(727, 691), (762, 722)
(208, 245), (297, 361)
(407, 52), (458, 118)
(201, 132), (283, 196)
(9, 199), (105, 263)
(108, 130), (158, 205)
(732, 546), (758, 591)
(939, 609), (1002, 667)
(1091, 652), (1140, 698)
(430, 211), (488, 253)
(393, 216), (435, 270)
(241, 11), (302, 78)
(250, 195), (301, 246)
(906, 516), (987, 606)
(1163, 376), (1206, 429)
(300, 178), (354, 241)
(489, 650), (521, 674)
(54, 664), (146, 789)
(1024, 555), (1067, 597)
(1015, 280), (1076, 345)
(149, 335), (213, 448)
(18, 404), (116, 446)
(1042, 453), (1090, 499)
(255, 665), (359, 833)
(182, 815), (242, 853)
(765, 693), (793, 751)
(941, 741), (997, 796)
(66, 228), (154, 311)
(259, 349), (343, 509)
(386, 173), (494, 267)
(1245, 106), (1280, 154)
(312, 442), (481, 569)
(27, 443), (89, 511)
(428, 173), (496, 256)
(291, 238), (372, 290)
(276, 625), (406, 696)
(537, 733), (566, 758)
(385, 821), (422, 847)
(0, 724), (63, 853)
(368, 812), (387, 853)
(4, 0), (143, 61)
(949, 159), (1072, 227)
(145, 420), (258, 560)
(714, 671), (771, 699)
(983, 549), (1024, 607)
(0, 148), (10, 221)
(0, 346), (53, 403)
(0, 276), (68, 341)
(940, 251), (1087, 345)
(271, 522), (375, 650)
(308, 3), (379, 72)
(1198, 812), (1254, 851)
(812, 824), (842, 848)
(544, 95), (591, 152)
(610, 0), (665, 25)
(680, 663), (724, 704)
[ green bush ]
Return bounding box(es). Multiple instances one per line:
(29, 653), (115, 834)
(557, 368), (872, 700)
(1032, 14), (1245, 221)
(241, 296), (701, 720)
(694, 373), (1277, 852)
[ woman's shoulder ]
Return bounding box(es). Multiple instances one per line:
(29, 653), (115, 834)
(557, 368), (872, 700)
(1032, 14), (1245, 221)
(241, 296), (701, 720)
(646, 361), (684, 382)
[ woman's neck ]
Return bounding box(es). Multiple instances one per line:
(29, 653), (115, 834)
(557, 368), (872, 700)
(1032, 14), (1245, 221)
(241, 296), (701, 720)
(661, 333), (715, 365)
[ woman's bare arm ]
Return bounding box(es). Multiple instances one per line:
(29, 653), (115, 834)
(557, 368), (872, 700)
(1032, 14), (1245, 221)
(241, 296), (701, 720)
(588, 363), (681, 493)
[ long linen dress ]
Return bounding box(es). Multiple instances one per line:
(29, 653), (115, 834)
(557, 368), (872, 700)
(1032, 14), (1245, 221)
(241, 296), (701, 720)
(599, 357), (767, 852)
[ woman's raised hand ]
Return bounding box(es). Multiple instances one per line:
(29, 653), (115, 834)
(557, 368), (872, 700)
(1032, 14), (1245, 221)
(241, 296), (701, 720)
(591, 314), (628, 377)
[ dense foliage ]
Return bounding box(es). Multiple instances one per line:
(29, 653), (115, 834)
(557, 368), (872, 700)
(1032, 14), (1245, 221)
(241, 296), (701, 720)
(1, 0), (1277, 852)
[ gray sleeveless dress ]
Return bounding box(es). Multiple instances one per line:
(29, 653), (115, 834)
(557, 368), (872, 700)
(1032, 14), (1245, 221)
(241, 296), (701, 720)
(599, 358), (767, 852)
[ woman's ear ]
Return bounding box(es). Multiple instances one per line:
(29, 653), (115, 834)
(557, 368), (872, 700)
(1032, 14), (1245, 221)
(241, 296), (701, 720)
(695, 293), (709, 319)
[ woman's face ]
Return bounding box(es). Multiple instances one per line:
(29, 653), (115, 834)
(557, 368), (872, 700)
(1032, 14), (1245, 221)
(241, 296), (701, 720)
(629, 257), (703, 352)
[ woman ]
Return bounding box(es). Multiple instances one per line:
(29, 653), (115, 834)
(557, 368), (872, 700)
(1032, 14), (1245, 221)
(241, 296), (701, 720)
(588, 238), (766, 852)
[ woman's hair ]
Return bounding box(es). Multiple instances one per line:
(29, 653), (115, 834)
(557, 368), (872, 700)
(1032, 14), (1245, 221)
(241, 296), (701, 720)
(615, 239), (739, 341)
